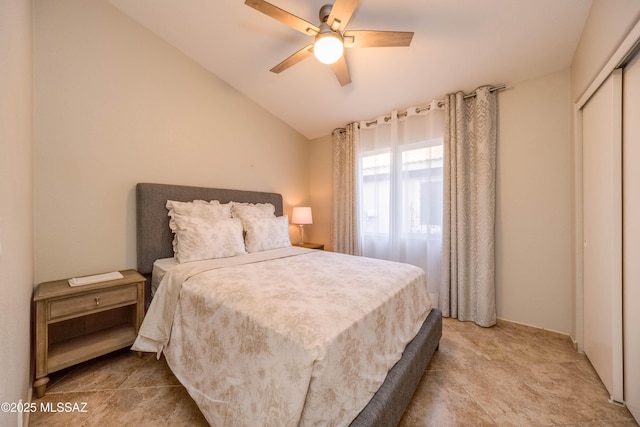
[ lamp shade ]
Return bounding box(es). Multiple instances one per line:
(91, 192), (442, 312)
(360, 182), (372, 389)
(292, 207), (313, 225)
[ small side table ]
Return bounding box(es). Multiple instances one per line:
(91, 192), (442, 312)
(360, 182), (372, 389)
(297, 242), (325, 250)
(33, 270), (145, 397)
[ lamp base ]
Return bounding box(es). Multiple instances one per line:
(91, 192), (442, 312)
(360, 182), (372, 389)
(298, 224), (304, 246)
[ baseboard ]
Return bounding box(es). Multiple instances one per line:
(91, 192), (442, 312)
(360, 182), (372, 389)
(496, 317), (576, 347)
(570, 337), (579, 352)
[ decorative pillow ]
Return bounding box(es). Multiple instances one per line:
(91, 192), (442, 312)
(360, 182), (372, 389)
(171, 215), (246, 263)
(231, 202), (276, 220)
(166, 200), (232, 230)
(243, 215), (292, 253)
(166, 200), (233, 254)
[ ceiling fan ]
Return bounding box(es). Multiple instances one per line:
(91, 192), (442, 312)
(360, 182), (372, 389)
(244, 0), (414, 86)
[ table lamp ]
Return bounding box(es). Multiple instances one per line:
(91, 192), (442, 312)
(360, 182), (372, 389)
(291, 207), (313, 246)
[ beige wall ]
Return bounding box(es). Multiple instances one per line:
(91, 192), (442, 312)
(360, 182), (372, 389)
(496, 69), (572, 333)
(307, 134), (333, 250)
(34, 0), (310, 283)
(0, 0), (34, 424)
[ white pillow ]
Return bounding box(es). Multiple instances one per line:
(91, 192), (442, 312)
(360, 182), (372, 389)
(166, 200), (232, 254)
(172, 216), (246, 263)
(231, 202), (276, 220)
(243, 215), (292, 253)
(166, 200), (232, 230)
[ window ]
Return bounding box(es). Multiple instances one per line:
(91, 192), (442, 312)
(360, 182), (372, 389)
(361, 140), (443, 238)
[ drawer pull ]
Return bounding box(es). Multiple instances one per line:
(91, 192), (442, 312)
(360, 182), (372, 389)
(95, 297), (100, 306)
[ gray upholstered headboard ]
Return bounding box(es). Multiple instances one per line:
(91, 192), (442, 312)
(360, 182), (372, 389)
(136, 183), (284, 276)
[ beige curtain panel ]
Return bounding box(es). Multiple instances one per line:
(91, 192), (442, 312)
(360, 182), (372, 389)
(440, 86), (497, 327)
(332, 123), (361, 256)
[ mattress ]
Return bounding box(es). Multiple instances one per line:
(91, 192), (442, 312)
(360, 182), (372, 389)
(151, 257), (178, 297)
(133, 247), (432, 426)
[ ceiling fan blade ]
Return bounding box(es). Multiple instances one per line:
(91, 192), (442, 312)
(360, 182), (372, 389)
(327, 0), (359, 31)
(330, 55), (352, 86)
(245, 0), (319, 36)
(343, 30), (414, 48)
(270, 44), (314, 74)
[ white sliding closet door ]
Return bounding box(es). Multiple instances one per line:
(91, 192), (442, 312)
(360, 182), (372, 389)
(581, 69), (623, 403)
(623, 51), (640, 420)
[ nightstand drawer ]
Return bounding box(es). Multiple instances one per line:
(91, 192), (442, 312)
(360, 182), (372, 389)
(48, 285), (138, 321)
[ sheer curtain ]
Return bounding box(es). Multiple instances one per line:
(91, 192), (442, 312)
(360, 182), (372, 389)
(440, 86), (497, 327)
(357, 100), (444, 305)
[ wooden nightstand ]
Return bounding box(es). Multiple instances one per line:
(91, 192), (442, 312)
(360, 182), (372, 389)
(33, 270), (145, 397)
(297, 242), (325, 250)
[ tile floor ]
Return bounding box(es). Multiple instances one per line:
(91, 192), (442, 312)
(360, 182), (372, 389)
(29, 317), (638, 426)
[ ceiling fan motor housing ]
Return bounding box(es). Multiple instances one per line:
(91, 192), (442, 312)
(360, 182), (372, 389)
(319, 4), (333, 23)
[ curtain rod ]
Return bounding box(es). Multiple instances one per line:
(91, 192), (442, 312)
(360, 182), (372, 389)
(463, 84), (506, 99)
(363, 84), (506, 128)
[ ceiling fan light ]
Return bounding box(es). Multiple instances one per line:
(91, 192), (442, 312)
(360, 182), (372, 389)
(314, 32), (344, 64)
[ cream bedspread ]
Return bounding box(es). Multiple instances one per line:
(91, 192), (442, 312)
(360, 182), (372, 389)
(133, 247), (432, 426)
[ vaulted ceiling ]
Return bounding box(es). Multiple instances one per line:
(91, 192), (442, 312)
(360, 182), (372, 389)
(108, 0), (592, 139)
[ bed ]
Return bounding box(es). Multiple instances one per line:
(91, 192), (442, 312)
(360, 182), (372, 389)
(133, 182), (442, 426)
